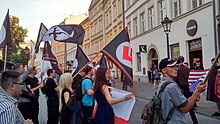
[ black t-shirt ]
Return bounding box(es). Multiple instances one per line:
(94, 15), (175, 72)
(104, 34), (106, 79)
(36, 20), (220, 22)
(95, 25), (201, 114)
(25, 76), (40, 97)
(60, 88), (73, 124)
(46, 78), (58, 98)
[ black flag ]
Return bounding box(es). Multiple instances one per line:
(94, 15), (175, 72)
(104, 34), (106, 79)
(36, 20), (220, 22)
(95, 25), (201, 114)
(0, 9), (12, 48)
(71, 45), (89, 76)
(35, 23), (48, 53)
(43, 41), (62, 75)
(96, 54), (107, 68)
(41, 24), (85, 44)
(101, 28), (133, 86)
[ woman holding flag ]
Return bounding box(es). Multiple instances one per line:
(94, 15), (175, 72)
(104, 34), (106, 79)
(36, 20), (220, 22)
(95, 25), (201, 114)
(93, 67), (133, 124)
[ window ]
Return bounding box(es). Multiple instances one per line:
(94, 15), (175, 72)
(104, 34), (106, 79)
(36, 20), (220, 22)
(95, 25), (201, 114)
(113, 4), (117, 20)
(99, 19), (102, 32)
(118, 0), (122, 14)
(172, 0), (182, 18)
(140, 12), (146, 33)
(91, 25), (93, 36)
(133, 17), (138, 36)
(95, 23), (98, 33)
(126, 0), (131, 9)
(114, 28), (117, 37)
(96, 41), (99, 52)
(159, 0), (166, 22)
(132, 0), (137, 4)
(127, 22), (131, 37)
(87, 29), (90, 39)
(109, 10), (112, 25)
(171, 44), (180, 60)
(106, 14), (108, 27)
(191, 0), (203, 9)
(148, 6), (155, 29)
(136, 52), (141, 71)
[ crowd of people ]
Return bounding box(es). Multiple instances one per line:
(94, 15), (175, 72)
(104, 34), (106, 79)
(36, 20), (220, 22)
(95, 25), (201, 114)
(1, 51), (220, 124)
(0, 53), (133, 124)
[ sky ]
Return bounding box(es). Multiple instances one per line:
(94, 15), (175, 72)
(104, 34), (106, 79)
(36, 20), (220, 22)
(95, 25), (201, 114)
(0, 0), (91, 41)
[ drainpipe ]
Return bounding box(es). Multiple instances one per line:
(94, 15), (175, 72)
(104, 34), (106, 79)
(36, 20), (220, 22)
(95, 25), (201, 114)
(213, 0), (218, 55)
(122, 0), (125, 28)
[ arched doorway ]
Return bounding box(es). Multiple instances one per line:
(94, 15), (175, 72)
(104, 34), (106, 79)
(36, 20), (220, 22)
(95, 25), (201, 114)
(148, 48), (159, 69)
(147, 48), (159, 82)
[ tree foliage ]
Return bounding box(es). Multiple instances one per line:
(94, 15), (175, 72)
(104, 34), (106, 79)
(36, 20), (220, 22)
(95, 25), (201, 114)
(3, 15), (28, 64)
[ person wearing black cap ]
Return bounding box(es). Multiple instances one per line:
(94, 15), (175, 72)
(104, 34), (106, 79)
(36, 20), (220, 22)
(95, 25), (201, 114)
(158, 58), (206, 123)
(0, 70), (33, 124)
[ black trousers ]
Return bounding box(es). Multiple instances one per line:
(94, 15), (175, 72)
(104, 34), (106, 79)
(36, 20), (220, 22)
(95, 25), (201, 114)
(18, 102), (32, 120)
(82, 106), (93, 124)
(31, 99), (39, 124)
(47, 97), (59, 124)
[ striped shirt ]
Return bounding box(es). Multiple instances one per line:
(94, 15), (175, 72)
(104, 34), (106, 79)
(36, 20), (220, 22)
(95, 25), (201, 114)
(0, 93), (24, 124)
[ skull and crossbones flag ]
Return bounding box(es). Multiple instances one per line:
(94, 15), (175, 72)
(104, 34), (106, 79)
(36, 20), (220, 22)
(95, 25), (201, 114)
(35, 24), (84, 53)
(101, 28), (133, 86)
(41, 24), (84, 43)
(71, 45), (89, 76)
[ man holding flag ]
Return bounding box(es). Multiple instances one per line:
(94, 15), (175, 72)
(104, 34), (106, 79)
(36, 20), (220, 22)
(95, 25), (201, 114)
(207, 58), (220, 116)
(158, 58), (206, 123)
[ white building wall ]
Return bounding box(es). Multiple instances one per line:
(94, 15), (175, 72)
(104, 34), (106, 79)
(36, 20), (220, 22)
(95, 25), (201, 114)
(125, 0), (216, 82)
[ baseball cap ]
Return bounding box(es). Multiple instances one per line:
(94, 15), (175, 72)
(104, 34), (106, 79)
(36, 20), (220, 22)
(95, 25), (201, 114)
(159, 58), (177, 70)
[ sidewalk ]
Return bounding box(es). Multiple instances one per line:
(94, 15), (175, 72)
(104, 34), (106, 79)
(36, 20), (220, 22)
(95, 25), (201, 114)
(113, 79), (220, 120)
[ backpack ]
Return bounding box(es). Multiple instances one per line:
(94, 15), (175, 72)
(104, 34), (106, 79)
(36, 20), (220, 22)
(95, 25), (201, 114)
(41, 78), (48, 94)
(141, 82), (175, 124)
(73, 77), (91, 101)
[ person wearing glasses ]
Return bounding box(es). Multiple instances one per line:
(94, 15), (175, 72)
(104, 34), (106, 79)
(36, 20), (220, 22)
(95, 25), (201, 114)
(0, 70), (33, 124)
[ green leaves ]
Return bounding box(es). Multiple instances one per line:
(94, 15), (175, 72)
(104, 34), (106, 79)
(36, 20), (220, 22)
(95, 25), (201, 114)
(2, 15), (28, 64)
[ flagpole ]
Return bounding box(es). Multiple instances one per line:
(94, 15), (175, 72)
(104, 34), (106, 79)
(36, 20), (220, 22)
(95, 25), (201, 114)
(72, 51), (101, 79)
(203, 51), (220, 85)
(41, 57), (45, 83)
(3, 45), (8, 71)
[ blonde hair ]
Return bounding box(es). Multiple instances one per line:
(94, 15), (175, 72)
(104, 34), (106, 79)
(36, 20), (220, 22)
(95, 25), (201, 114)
(59, 73), (73, 90)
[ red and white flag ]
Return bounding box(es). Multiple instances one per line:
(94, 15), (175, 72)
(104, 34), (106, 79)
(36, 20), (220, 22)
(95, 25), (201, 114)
(110, 87), (135, 124)
(188, 70), (208, 83)
(188, 70), (208, 92)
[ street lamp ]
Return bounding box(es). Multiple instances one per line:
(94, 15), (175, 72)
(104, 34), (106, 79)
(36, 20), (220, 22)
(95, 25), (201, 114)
(161, 16), (172, 58)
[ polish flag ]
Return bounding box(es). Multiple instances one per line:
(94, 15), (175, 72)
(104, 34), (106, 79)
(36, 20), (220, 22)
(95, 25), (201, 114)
(110, 87), (136, 124)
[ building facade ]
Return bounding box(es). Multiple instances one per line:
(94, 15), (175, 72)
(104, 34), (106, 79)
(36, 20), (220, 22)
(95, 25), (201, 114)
(87, 0), (104, 62)
(124, 0), (218, 81)
(81, 17), (91, 58)
(85, 0), (124, 77)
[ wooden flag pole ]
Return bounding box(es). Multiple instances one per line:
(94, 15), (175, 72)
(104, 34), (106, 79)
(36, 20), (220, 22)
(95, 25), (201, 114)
(3, 45), (8, 71)
(72, 51), (101, 79)
(203, 51), (220, 84)
(0, 86), (25, 121)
